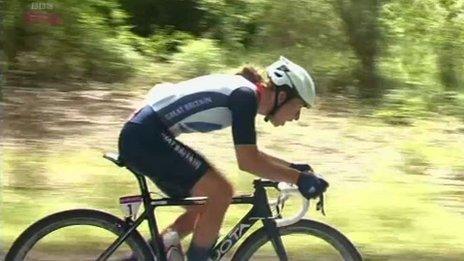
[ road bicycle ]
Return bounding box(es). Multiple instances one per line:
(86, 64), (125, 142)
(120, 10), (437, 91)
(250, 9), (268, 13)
(6, 153), (363, 260)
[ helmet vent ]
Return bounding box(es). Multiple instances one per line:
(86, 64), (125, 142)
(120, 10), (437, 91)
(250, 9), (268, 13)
(274, 72), (283, 77)
(277, 65), (290, 72)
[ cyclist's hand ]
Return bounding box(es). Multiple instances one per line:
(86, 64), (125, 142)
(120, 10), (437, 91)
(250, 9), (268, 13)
(296, 172), (329, 199)
(289, 163), (314, 172)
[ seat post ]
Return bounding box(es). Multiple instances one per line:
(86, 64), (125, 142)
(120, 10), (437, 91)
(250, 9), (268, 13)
(129, 169), (165, 260)
(133, 172), (151, 198)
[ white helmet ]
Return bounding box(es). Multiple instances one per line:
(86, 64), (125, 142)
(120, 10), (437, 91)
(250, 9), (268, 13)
(266, 56), (316, 107)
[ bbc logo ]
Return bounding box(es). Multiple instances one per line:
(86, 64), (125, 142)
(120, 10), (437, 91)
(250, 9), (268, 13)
(30, 2), (55, 10)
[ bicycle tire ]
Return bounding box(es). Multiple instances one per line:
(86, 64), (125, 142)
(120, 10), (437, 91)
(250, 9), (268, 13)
(5, 209), (154, 261)
(232, 219), (362, 261)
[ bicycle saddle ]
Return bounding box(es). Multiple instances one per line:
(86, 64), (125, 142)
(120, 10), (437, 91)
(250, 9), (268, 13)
(103, 152), (125, 167)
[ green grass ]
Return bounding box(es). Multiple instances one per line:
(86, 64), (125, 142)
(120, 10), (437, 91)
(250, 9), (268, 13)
(2, 105), (464, 259)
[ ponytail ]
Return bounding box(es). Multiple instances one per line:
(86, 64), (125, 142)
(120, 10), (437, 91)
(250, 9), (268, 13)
(236, 67), (263, 84)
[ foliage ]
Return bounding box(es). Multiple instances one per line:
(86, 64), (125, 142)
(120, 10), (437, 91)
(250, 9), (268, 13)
(117, 28), (194, 62)
(380, 0), (464, 91)
(374, 87), (464, 125)
(198, 0), (265, 48)
(3, 0), (144, 82)
(2, 0), (464, 116)
(374, 88), (431, 126)
(235, 0), (356, 94)
(330, 0), (384, 98)
(170, 38), (225, 78)
(118, 0), (204, 37)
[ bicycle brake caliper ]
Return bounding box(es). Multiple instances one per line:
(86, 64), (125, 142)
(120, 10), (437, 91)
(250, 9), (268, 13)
(119, 195), (143, 221)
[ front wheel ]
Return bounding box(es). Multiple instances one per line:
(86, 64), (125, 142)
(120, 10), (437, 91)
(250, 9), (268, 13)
(6, 209), (154, 261)
(232, 219), (362, 261)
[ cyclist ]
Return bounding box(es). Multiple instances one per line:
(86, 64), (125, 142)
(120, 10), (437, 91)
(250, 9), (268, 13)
(118, 56), (329, 261)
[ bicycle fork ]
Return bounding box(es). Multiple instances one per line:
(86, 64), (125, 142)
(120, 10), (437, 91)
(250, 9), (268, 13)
(255, 182), (288, 261)
(262, 218), (288, 261)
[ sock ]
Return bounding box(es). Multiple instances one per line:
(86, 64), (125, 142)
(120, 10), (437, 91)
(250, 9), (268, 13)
(186, 243), (211, 261)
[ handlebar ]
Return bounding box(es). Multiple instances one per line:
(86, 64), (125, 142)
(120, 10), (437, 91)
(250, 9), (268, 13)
(268, 182), (311, 227)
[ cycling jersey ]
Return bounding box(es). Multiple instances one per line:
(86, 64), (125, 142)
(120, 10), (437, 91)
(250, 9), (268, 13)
(119, 74), (260, 198)
(133, 74), (259, 145)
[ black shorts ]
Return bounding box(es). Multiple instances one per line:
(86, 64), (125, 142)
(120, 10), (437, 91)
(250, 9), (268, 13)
(118, 107), (209, 198)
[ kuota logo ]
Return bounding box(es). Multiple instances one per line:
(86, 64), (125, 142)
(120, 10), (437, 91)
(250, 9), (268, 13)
(212, 223), (252, 259)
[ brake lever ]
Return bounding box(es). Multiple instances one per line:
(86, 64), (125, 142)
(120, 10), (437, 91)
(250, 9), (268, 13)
(274, 194), (285, 218)
(316, 193), (326, 216)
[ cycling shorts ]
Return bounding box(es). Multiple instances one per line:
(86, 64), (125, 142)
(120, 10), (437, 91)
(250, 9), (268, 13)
(118, 106), (209, 198)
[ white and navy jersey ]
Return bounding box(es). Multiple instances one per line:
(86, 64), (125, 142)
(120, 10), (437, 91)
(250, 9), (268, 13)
(141, 74), (258, 145)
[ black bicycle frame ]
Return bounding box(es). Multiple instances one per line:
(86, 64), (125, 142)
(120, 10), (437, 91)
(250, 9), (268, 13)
(209, 179), (288, 261)
(97, 173), (287, 261)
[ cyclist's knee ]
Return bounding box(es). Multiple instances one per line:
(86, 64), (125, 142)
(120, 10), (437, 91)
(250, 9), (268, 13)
(191, 168), (234, 204)
(208, 169), (234, 203)
(219, 180), (234, 202)
(185, 205), (205, 215)
(211, 183), (233, 208)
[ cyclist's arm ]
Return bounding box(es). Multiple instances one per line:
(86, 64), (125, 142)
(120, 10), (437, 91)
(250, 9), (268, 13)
(259, 151), (292, 168)
(235, 145), (299, 184)
(229, 87), (299, 184)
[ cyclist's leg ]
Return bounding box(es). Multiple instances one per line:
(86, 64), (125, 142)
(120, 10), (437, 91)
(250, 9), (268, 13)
(119, 122), (230, 259)
(161, 205), (204, 238)
(186, 167), (234, 259)
(161, 166), (230, 239)
(160, 167), (232, 244)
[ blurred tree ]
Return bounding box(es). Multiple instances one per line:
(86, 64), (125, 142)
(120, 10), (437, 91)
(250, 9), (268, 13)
(118, 0), (204, 37)
(331, 0), (383, 99)
(198, 0), (263, 49)
(380, 0), (464, 91)
(377, 0), (463, 121)
(436, 0), (464, 91)
(256, 0), (346, 49)
(3, 0), (29, 64)
(171, 38), (225, 78)
(380, 0), (439, 87)
(248, 0), (354, 95)
(3, 0), (143, 82)
(2, 0), (463, 99)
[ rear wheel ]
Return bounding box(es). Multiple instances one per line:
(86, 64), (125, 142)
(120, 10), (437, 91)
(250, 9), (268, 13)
(6, 209), (154, 261)
(232, 219), (362, 261)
